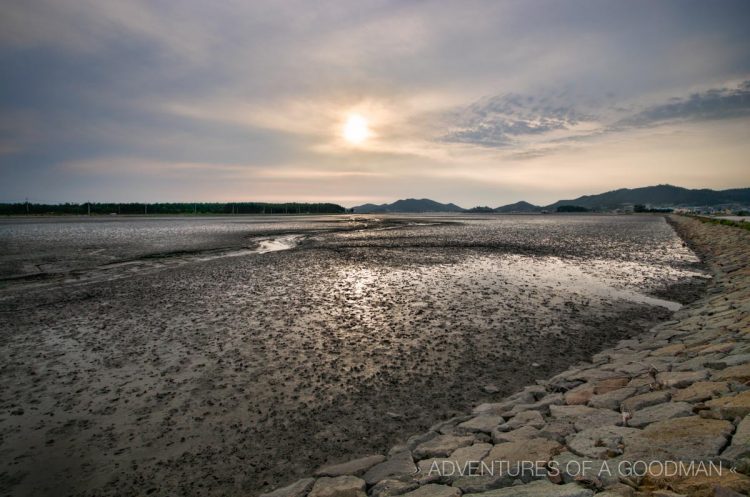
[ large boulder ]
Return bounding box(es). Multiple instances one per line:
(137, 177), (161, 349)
(457, 415), (504, 434)
(483, 438), (563, 472)
(549, 405), (622, 431)
(415, 443), (492, 483)
(588, 387), (637, 411)
(399, 484), (461, 497)
(463, 480), (594, 497)
(672, 381), (730, 403)
(566, 425), (641, 459)
(627, 401), (693, 428)
(413, 434), (474, 459)
(656, 370), (709, 389)
(621, 416), (733, 461)
(315, 455), (386, 477)
(308, 476), (366, 497)
(363, 451), (417, 485)
(701, 391), (750, 420)
(621, 391), (670, 413)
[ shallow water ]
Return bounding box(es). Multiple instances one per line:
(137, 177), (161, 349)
(0, 215), (345, 279)
(0, 213), (707, 497)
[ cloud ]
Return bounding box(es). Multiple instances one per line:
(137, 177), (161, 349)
(2, 1), (750, 205)
(440, 92), (594, 147)
(616, 80), (750, 128)
(440, 80), (750, 157)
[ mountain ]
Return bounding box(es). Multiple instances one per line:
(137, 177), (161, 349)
(494, 200), (542, 213)
(351, 198), (465, 213)
(544, 185), (750, 210)
(351, 186), (750, 214)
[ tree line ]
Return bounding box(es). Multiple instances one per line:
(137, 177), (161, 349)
(0, 202), (346, 215)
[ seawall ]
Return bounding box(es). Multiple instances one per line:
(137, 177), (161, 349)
(261, 215), (750, 497)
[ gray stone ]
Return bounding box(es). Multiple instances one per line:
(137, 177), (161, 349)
(506, 393), (564, 416)
(588, 387), (637, 410)
(621, 390), (671, 413)
(701, 390), (750, 420)
(538, 419), (577, 443)
(628, 401), (693, 428)
(415, 443), (492, 483)
(458, 415), (504, 434)
(363, 451), (417, 485)
(315, 454), (385, 477)
(369, 479), (419, 497)
(564, 368), (623, 383)
(626, 375), (657, 389)
(499, 410), (545, 431)
(621, 416), (734, 461)
(463, 480), (594, 497)
(593, 485), (636, 497)
(260, 478), (316, 497)
(673, 354), (725, 372)
(566, 425), (641, 459)
(713, 364), (750, 383)
(517, 384), (548, 400)
(549, 404), (622, 430)
(672, 381), (730, 403)
(615, 362), (653, 376)
(492, 425), (540, 444)
(721, 353), (750, 367)
(656, 370), (709, 388)
(450, 472), (518, 494)
(404, 431), (438, 451)
(473, 400), (517, 416)
(563, 382), (596, 405)
(308, 475), (366, 497)
(507, 389), (538, 404)
(650, 343), (687, 357)
(399, 484), (460, 497)
(552, 451), (623, 487)
(483, 438), (562, 469)
(722, 414), (750, 460)
(413, 434), (474, 460)
(615, 339), (641, 350)
(432, 415), (473, 434)
(549, 404), (597, 418)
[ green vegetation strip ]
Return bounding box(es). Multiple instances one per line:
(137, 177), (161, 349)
(686, 214), (750, 231)
(0, 202), (346, 216)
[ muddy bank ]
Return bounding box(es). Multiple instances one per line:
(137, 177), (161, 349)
(0, 215), (707, 496)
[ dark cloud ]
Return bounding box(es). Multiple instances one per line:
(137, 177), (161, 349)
(442, 80), (750, 151)
(617, 80), (750, 128)
(441, 92), (593, 147)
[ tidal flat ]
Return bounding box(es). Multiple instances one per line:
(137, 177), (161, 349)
(0, 214), (707, 496)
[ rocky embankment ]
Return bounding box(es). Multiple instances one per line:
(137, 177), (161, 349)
(260, 215), (750, 497)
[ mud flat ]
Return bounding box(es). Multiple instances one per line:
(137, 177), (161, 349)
(259, 215), (750, 497)
(0, 214), (711, 496)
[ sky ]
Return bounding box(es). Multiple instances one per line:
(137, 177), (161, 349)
(1, 0), (750, 208)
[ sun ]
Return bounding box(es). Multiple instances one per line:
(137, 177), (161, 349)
(343, 114), (370, 144)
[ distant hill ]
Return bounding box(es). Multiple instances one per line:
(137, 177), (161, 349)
(466, 206), (496, 213)
(494, 200), (541, 213)
(351, 185), (750, 214)
(544, 185), (750, 210)
(351, 198), (465, 213)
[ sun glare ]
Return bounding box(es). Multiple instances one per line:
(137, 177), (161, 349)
(343, 114), (370, 144)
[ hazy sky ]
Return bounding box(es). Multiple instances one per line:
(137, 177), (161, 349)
(1, 0), (750, 207)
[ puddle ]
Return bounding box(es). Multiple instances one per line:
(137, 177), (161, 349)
(198, 234), (303, 260)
